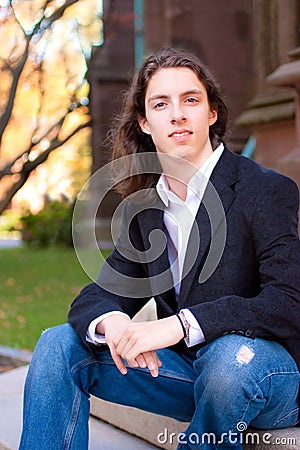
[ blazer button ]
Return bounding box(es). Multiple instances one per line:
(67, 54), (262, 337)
(245, 330), (252, 337)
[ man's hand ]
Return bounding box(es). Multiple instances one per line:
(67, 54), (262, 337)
(98, 314), (163, 377)
(115, 316), (184, 365)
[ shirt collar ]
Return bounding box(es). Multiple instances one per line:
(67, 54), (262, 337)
(156, 143), (224, 206)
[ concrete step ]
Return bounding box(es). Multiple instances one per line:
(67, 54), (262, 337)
(91, 396), (300, 450)
(0, 366), (159, 450)
(90, 396), (186, 449)
(1, 365), (299, 450)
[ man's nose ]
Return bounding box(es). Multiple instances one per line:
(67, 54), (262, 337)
(170, 104), (186, 124)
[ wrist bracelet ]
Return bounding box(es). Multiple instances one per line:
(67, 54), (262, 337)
(176, 313), (189, 339)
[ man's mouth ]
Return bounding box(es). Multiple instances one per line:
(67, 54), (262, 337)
(169, 131), (192, 138)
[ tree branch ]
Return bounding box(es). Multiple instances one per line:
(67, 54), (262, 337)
(0, 102), (87, 180)
(0, 0), (80, 148)
(0, 118), (91, 214)
(10, 0), (27, 36)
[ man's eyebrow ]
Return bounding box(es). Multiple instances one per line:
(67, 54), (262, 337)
(147, 88), (204, 104)
(147, 94), (169, 104)
(182, 88), (204, 96)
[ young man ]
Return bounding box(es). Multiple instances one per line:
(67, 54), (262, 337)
(20, 48), (300, 450)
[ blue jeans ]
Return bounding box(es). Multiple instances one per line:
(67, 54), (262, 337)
(19, 324), (299, 450)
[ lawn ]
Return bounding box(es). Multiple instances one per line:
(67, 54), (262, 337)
(0, 246), (110, 352)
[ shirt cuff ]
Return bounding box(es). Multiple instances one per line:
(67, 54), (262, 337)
(180, 308), (205, 347)
(86, 311), (130, 346)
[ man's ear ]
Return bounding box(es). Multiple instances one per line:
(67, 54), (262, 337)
(208, 109), (218, 126)
(138, 117), (151, 135)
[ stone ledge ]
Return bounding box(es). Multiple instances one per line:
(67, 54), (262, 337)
(0, 345), (32, 369)
(90, 396), (188, 449)
(235, 101), (295, 127)
(91, 396), (300, 450)
(0, 363), (299, 450)
(0, 366), (159, 450)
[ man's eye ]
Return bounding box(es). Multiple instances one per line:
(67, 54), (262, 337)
(185, 97), (198, 103)
(154, 102), (166, 109)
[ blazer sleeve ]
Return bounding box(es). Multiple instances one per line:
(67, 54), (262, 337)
(68, 201), (152, 345)
(188, 172), (300, 343)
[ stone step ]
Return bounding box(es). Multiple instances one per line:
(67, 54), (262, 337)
(90, 396), (300, 450)
(0, 366), (159, 450)
(0, 365), (299, 450)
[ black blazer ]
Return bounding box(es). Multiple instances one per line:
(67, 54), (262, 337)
(69, 148), (300, 370)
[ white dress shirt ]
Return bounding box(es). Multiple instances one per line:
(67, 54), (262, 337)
(87, 143), (224, 346)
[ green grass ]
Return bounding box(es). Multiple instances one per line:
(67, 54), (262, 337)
(0, 247), (110, 352)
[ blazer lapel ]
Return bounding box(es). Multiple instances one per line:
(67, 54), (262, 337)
(137, 199), (178, 310)
(178, 148), (240, 308)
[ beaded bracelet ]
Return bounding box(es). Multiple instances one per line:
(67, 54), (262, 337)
(176, 312), (189, 339)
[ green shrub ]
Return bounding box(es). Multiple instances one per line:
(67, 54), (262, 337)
(17, 199), (73, 247)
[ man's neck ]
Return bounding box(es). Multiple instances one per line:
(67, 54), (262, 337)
(162, 148), (214, 201)
(165, 177), (188, 201)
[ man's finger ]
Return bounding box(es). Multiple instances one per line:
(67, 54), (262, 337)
(136, 354), (147, 368)
(109, 344), (127, 375)
(142, 352), (159, 377)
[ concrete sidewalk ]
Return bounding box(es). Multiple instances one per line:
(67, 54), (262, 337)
(0, 239), (22, 249)
(0, 366), (160, 450)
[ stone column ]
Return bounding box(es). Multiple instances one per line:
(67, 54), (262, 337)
(266, 47), (300, 187)
(87, 0), (135, 245)
(235, 0), (299, 181)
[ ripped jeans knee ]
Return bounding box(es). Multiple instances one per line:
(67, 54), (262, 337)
(191, 334), (299, 431)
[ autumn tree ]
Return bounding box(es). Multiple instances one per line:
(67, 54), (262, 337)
(0, 0), (102, 214)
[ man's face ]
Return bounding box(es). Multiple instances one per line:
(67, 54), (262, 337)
(138, 67), (218, 168)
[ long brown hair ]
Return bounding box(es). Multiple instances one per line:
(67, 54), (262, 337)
(110, 47), (228, 198)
